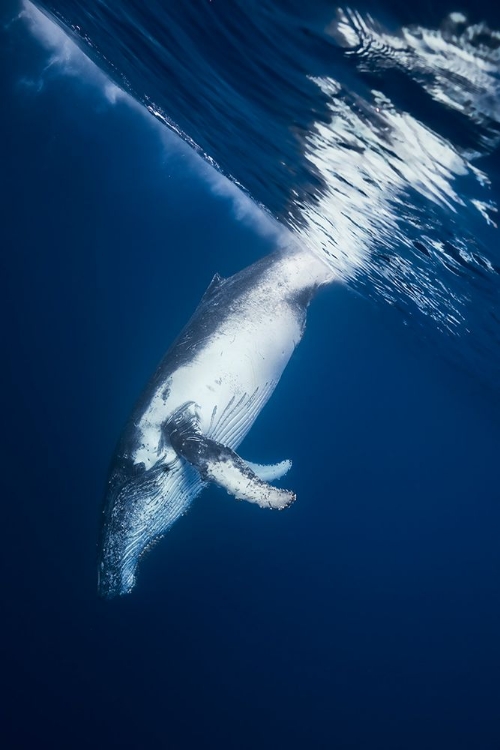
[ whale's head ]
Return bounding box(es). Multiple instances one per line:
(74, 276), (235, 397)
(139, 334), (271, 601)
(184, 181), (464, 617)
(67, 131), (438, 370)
(97, 457), (203, 598)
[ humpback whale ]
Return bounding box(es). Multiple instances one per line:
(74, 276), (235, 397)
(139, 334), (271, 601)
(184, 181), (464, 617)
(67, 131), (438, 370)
(98, 246), (333, 598)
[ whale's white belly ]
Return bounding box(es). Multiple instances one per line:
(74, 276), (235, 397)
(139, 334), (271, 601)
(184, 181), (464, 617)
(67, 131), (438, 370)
(133, 299), (302, 469)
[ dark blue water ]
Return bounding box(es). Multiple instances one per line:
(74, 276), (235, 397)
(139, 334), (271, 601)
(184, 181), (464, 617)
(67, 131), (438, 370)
(2, 1), (500, 748)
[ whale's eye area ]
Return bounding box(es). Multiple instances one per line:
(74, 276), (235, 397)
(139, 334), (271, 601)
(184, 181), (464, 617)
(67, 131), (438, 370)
(163, 465), (170, 473)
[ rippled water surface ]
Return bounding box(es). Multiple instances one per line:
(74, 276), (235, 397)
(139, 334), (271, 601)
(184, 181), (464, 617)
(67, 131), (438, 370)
(25, 0), (500, 386)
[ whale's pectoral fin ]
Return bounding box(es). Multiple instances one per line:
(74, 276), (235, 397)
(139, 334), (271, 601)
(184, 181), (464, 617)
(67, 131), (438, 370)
(202, 451), (295, 510)
(245, 460), (292, 482)
(166, 403), (295, 510)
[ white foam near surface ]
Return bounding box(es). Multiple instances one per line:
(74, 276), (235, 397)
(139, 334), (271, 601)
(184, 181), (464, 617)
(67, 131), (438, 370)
(20, 0), (127, 104)
(284, 8), (500, 326)
(296, 79), (473, 279)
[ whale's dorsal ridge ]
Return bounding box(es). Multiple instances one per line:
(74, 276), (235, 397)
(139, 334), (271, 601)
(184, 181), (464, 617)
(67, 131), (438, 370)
(166, 402), (295, 510)
(201, 272), (225, 303)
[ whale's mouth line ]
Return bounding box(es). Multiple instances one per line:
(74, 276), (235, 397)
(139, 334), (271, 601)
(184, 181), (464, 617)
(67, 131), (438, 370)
(97, 458), (203, 599)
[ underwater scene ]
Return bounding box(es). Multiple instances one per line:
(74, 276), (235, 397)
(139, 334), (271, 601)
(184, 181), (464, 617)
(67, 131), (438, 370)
(2, 0), (500, 747)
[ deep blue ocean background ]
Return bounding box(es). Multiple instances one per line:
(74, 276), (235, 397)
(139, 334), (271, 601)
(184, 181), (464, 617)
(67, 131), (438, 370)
(2, 1), (500, 747)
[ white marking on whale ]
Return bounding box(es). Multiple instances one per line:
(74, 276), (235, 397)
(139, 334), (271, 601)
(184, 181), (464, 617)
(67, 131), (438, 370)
(98, 246), (334, 598)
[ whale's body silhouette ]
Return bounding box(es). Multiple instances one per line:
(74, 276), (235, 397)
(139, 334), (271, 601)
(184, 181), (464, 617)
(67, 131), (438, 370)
(98, 246), (333, 598)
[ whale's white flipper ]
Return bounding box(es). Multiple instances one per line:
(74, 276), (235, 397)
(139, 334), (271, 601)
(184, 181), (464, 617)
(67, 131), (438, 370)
(203, 454), (295, 510)
(245, 460), (292, 482)
(167, 402), (295, 510)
